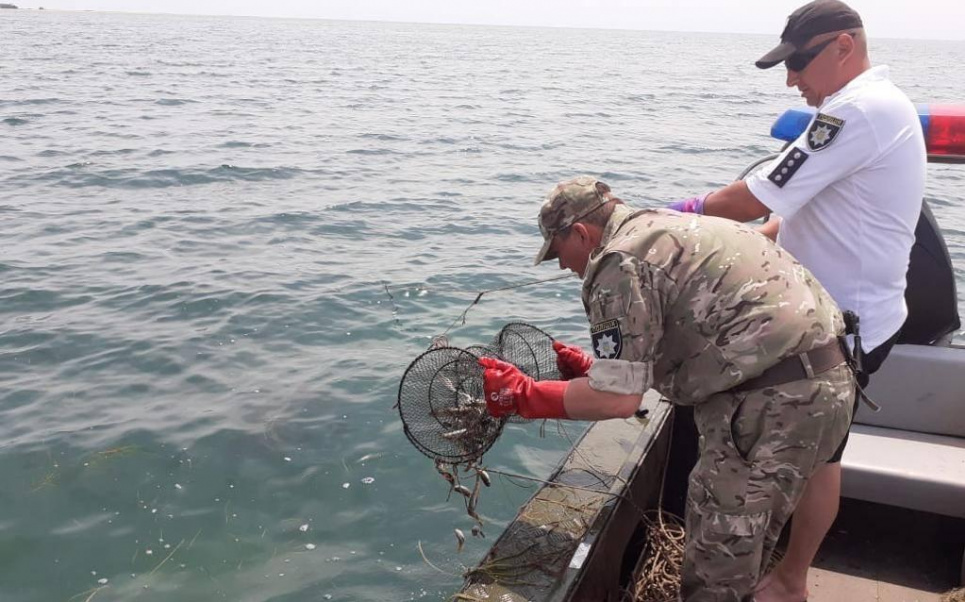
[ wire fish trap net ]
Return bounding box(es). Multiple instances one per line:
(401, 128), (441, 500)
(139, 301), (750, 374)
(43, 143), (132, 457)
(492, 322), (561, 382)
(398, 347), (505, 463)
(397, 322), (562, 463)
(490, 322), (560, 424)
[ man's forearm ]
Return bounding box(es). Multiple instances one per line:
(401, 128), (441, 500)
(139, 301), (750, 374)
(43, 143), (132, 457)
(702, 180), (770, 223)
(562, 378), (642, 420)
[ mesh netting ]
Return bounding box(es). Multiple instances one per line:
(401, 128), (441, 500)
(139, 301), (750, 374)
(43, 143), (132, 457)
(398, 347), (506, 463)
(490, 323), (560, 424)
(492, 322), (560, 381)
(464, 344), (501, 359)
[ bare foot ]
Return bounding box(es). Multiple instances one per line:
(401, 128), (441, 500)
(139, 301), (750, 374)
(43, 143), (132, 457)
(754, 570), (809, 602)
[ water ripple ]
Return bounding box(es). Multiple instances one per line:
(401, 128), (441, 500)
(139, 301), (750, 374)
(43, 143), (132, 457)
(6, 165), (305, 189)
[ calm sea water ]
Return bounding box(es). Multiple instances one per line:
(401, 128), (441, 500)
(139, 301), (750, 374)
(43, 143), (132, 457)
(1, 10), (964, 602)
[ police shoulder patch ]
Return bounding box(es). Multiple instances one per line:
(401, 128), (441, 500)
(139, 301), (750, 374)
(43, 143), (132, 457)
(806, 112), (845, 151)
(590, 319), (623, 359)
(767, 147), (809, 188)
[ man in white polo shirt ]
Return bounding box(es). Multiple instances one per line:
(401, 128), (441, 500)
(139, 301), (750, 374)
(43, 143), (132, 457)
(669, 1), (926, 600)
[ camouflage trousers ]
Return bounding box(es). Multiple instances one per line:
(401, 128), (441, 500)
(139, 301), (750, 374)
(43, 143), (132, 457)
(679, 364), (854, 602)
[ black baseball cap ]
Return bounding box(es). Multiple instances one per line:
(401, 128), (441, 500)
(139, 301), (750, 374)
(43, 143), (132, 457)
(756, 0), (863, 69)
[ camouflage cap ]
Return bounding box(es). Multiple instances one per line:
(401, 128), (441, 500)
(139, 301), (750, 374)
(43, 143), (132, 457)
(534, 176), (614, 266)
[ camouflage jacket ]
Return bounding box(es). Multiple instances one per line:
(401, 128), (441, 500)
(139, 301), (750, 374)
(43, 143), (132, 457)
(582, 204), (845, 405)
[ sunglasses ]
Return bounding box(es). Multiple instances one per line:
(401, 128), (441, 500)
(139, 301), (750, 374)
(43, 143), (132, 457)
(785, 33), (853, 72)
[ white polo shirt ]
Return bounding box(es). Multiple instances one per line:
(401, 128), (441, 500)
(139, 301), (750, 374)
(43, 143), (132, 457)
(746, 66), (926, 351)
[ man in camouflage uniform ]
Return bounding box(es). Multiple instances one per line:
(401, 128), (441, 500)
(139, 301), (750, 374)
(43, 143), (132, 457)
(479, 176), (855, 601)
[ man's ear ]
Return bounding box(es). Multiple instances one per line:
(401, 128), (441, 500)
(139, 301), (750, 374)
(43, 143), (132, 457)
(837, 32), (855, 60)
(571, 223), (590, 246)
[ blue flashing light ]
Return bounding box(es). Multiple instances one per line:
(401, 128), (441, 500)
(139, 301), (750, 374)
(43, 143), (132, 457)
(916, 103), (931, 140)
(770, 107), (816, 142)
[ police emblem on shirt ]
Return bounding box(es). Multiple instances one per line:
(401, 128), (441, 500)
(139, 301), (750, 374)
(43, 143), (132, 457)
(767, 147), (809, 188)
(806, 113), (845, 151)
(590, 319), (623, 359)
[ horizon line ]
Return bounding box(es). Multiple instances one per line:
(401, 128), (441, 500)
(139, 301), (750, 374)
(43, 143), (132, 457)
(9, 6), (965, 43)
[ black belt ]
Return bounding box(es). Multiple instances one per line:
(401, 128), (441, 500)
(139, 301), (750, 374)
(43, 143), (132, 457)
(733, 341), (847, 393)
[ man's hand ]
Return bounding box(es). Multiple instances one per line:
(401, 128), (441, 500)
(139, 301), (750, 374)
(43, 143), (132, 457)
(668, 192), (709, 214)
(478, 357), (568, 420)
(553, 340), (594, 380)
(757, 217), (781, 241)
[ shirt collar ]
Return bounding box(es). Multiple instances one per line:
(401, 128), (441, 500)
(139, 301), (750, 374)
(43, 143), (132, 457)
(821, 65), (890, 109)
(597, 204), (635, 251)
(581, 203), (641, 289)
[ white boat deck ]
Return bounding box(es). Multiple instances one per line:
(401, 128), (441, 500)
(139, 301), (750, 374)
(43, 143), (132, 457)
(792, 498), (963, 602)
(808, 568), (943, 602)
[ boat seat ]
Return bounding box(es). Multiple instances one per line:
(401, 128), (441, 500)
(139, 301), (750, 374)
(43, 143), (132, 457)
(857, 344), (965, 439)
(841, 423), (965, 519)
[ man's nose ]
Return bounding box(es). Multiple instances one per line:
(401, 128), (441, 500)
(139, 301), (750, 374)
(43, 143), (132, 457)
(786, 67), (799, 88)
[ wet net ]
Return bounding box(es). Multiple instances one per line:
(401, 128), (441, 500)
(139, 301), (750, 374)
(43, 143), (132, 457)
(492, 322), (560, 382)
(490, 323), (559, 424)
(397, 322), (561, 463)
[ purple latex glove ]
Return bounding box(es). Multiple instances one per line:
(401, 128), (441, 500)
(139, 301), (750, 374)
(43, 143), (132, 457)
(668, 192), (710, 214)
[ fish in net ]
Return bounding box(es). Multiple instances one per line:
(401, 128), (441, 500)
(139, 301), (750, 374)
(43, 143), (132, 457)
(397, 346), (504, 464)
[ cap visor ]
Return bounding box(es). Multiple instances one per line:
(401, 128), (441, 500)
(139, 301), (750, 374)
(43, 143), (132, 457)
(755, 41), (796, 69)
(534, 237), (555, 266)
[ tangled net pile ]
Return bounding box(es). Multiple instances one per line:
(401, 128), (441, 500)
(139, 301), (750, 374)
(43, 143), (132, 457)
(942, 588), (965, 602)
(625, 510), (791, 602)
(624, 511), (686, 602)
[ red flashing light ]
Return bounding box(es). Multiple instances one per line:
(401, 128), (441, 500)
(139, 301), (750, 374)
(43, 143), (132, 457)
(927, 105), (965, 160)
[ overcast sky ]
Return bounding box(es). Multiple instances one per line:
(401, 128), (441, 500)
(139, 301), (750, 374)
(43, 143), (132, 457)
(23, 1), (965, 41)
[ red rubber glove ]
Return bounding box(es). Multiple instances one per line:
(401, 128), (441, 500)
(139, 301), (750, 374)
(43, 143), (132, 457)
(478, 357), (569, 420)
(553, 340), (594, 380)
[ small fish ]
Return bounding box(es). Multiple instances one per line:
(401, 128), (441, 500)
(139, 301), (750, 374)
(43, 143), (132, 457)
(453, 485), (472, 498)
(468, 506), (483, 525)
(441, 428), (468, 440)
(435, 404), (483, 417)
(357, 453), (383, 464)
(434, 460), (456, 483)
(478, 470), (491, 487)
(454, 528), (465, 553)
(457, 391), (486, 406)
(435, 460), (457, 499)
(467, 477), (481, 515)
(471, 525), (485, 539)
